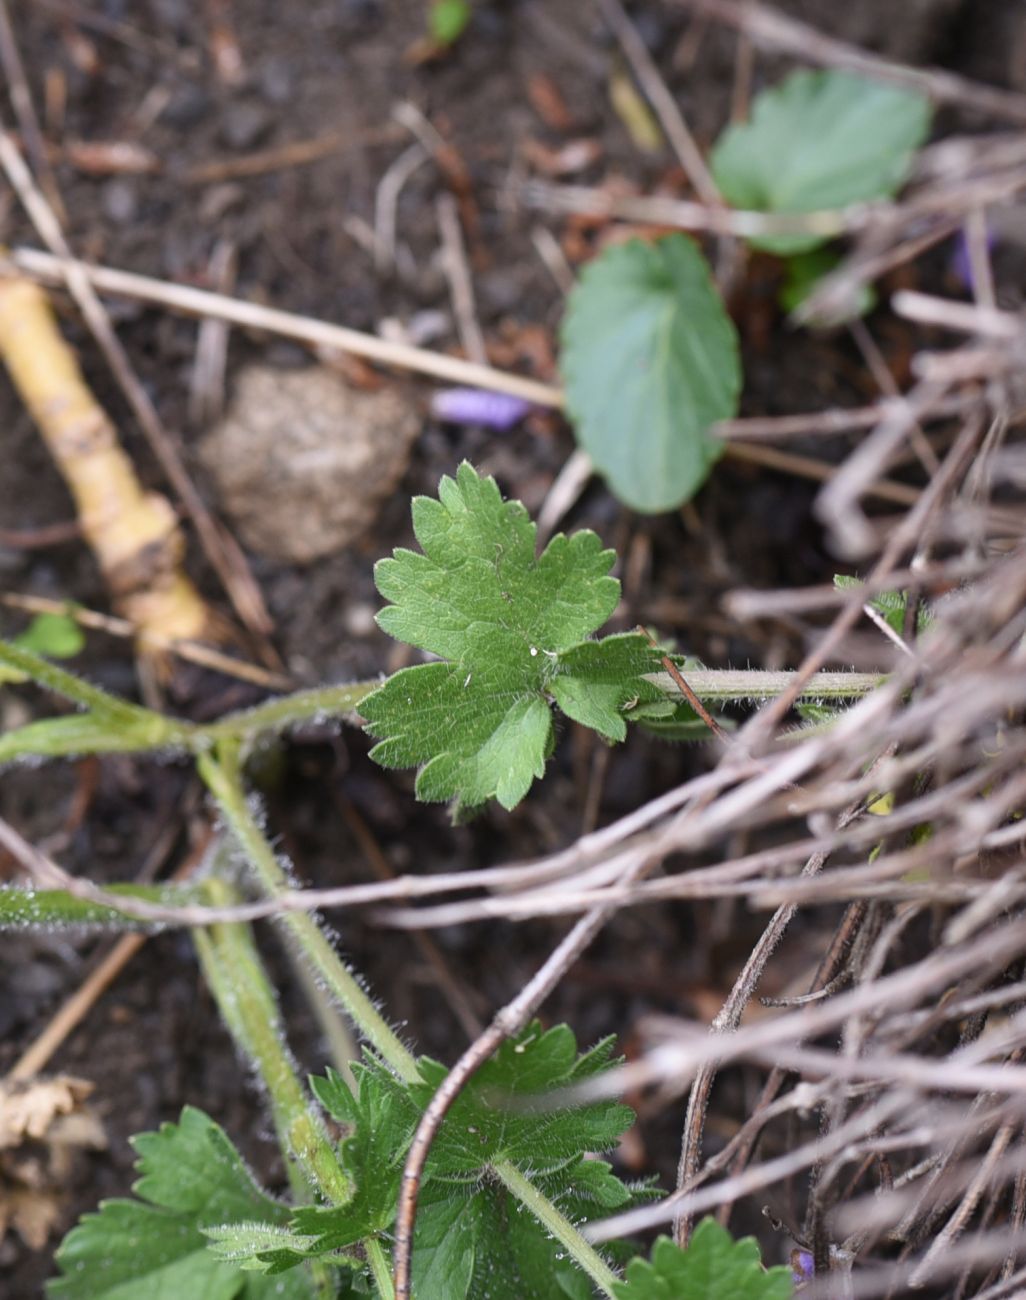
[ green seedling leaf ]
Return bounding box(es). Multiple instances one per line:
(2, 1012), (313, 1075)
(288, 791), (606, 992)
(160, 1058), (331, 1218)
(16, 610), (86, 658)
(429, 0), (471, 44)
(411, 1159), (636, 1300)
(362, 463), (666, 813)
(49, 1106), (313, 1299)
(203, 1223), (323, 1276)
(561, 235), (741, 512)
(778, 248), (875, 325)
(834, 574), (933, 637)
(0, 611), (85, 684)
(711, 70), (932, 254)
(613, 1218), (793, 1299)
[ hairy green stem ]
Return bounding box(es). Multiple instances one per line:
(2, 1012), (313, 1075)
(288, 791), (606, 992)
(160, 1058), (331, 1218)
(198, 740), (420, 1083)
(656, 666), (884, 701)
(491, 1158), (620, 1298)
(0, 882), (202, 928)
(196, 681), (379, 746)
(365, 1237), (396, 1300)
(0, 636), (156, 721)
(192, 876), (351, 1204)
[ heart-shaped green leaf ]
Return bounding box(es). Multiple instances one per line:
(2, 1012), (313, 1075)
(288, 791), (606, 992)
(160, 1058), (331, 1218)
(711, 70), (931, 255)
(561, 235), (741, 513)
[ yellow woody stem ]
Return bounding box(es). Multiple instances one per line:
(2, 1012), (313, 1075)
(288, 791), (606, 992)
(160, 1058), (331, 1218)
(0, 272), (210, 653)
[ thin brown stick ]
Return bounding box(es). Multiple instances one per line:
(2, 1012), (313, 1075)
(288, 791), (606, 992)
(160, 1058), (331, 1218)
(908, 1118), (1018, 1286)
(714, 392), (977, 441)
(893, 289), (1020, 339)
(727, 441), (920, 506)
(636, 625), (730, 743)
(0, 520), (81, 548)
(672, 770), (879, 1245)
(0, 0), (65, 221)
(436, 191), (487, 365)
(8, 246), (562, 406)
(182, 125), (404, 184)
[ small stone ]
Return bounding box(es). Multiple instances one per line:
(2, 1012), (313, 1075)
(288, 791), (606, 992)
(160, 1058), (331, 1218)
(262, 340), (309, 370)
(198, 364), (420, 563)
(101, 178), (138, 225)
(161, 85), (211, 130)
(344, 603), (377, 637)
(219, 100), (273, 151)
(333, 0), (383, 31)
(258, 57), (293, 105)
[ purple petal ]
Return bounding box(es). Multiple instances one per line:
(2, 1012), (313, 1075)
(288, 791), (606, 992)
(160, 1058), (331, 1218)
(792, 1248), (815, 1285)
(950, 228), (996, 294)
(431, 387), (533, 430)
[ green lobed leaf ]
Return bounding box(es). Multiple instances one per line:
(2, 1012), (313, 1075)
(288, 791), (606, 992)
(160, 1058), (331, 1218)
(612, 1218), (793, 1299)
(405, 1022), (646, 1299)
(412, 1160), (637, 1300)
(48, 1106), (313, 1300)
(282, 1024), (646, 1295)
(711, 70), (932, 255)
(561, 235), (741, 513)
(552, 633), (671, 743)
(405, 1023), (635, 1180)
(362, 463), (664, 812)
(287, 1061), (420, 1257)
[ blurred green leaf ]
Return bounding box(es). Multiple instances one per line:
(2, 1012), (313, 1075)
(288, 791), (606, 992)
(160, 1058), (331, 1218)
(0, 611), (85, 684)
(613, 1218), (793, 1298)
(778, 248), (875, 325)
(711, 70), (931, 254)
(429, 0), (471, 44)
(561, 235), (741, 512)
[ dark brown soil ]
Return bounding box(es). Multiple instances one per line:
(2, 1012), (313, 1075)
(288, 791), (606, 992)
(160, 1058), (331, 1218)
(1, 1), (1021, 1295)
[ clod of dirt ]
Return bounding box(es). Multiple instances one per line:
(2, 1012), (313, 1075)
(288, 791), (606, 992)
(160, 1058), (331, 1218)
(198, 364), (421, 563)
